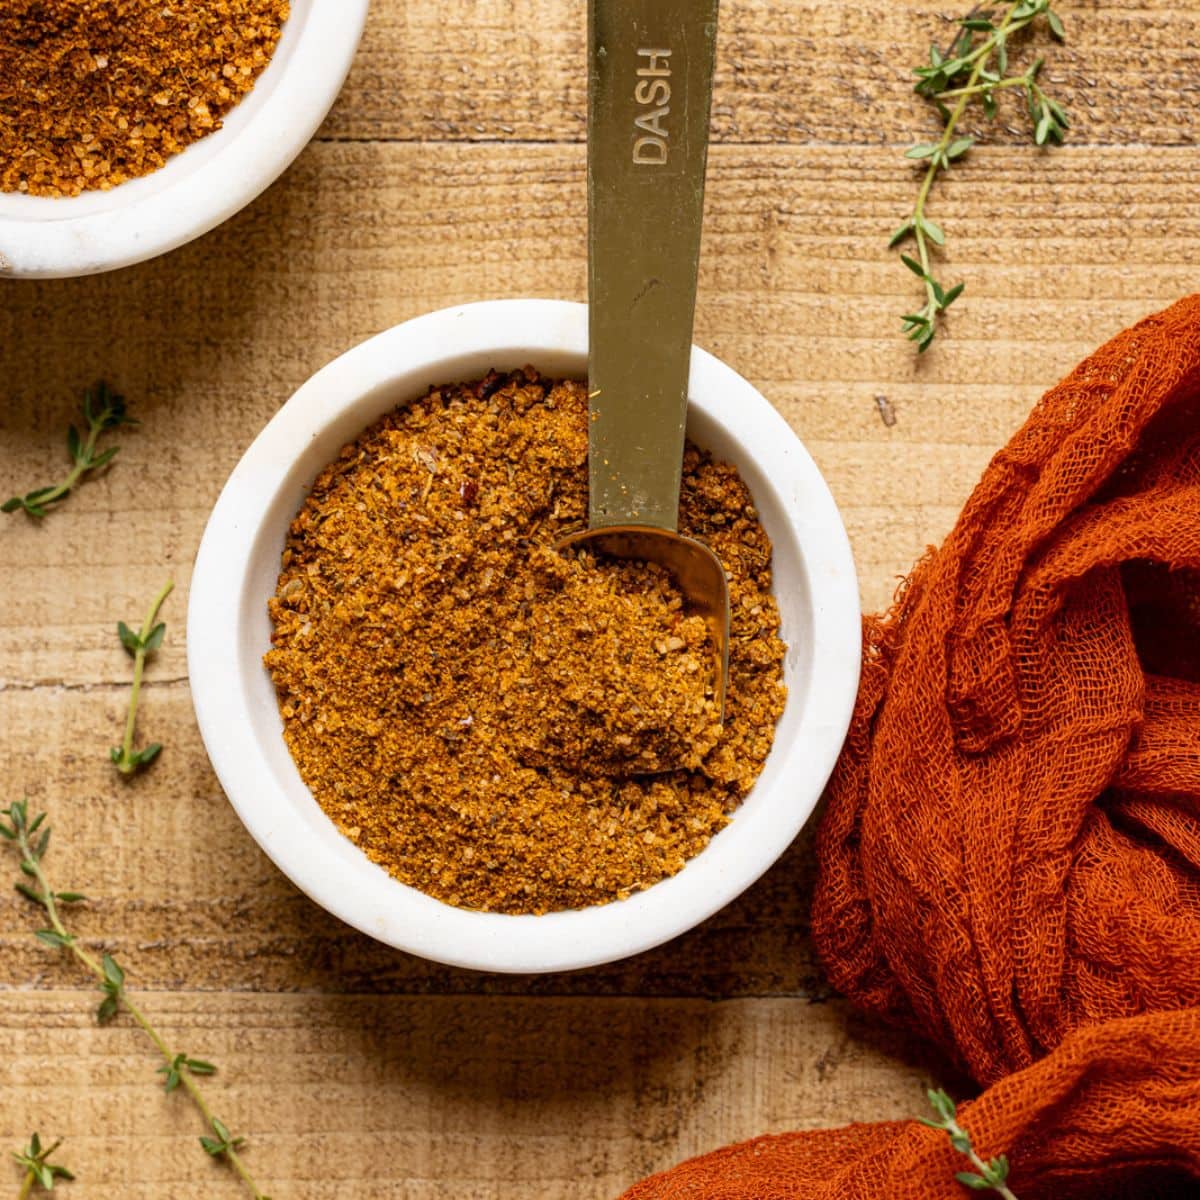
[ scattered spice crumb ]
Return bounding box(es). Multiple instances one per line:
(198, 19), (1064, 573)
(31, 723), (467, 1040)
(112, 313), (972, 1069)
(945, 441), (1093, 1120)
(0, 0), (290, 197)
(875, 394), (897, 427)
(265, 368), (787, 914)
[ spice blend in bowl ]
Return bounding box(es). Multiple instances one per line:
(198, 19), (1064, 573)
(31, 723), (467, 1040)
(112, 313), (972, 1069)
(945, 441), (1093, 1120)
(0, 0), (290, 197)
(264, 368), (787, 914)
(189, 299), (860, 971)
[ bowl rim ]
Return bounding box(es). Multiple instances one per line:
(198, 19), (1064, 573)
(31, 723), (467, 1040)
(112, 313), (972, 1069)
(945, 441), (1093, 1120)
(0, 0), (368, 279)
(187, 298), (861, 973)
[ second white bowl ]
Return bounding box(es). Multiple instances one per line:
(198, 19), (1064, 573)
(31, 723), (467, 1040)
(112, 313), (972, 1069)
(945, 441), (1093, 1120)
(0, 0), (368, 278)
(187, 299), (861, 972)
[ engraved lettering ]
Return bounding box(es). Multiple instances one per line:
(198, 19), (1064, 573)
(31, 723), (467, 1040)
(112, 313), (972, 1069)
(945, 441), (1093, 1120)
(633, 136), (667, 165)
(634, 77), (670, 106)
(633, 48), (671, 165)
(634, 106), (669, 138)
(636, 49), (672, 77)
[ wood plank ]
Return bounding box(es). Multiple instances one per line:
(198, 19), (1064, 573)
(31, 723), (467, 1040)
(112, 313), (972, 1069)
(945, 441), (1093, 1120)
(0, 992), (931, 1198)
(1, 144), (1194, 684)
(325, 0), (1200, 147)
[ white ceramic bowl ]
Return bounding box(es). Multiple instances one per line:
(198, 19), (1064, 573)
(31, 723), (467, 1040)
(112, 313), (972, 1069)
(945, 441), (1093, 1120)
(0, 0), (368, 279)
(188, 299), (861, 973)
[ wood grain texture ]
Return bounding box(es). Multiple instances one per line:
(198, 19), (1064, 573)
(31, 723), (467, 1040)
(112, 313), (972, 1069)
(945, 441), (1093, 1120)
(0, 678), (834, 998)
(2, 0), (1199, 1195)
(0, 993), (931, 1198)
(328, 0), (1199, 146)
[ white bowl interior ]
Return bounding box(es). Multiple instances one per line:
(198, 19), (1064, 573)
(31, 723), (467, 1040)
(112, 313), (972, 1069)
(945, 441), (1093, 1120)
(189, 300), (859, 972)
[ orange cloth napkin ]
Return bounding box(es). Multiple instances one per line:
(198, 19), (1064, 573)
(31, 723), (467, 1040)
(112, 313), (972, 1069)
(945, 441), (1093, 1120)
(623, 296), (1200, 1198)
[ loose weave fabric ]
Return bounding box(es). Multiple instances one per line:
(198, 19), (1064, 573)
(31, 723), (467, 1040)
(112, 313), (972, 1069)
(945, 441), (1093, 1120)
(622, 296), (1200, 1197)
(623, 1010), (1200, 1198)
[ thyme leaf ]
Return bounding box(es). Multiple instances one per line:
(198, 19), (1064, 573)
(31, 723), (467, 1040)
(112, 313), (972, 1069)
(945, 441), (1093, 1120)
(921, 1088), (1020, 1198)
(111, 580), (173, 776)
(2, 384), (135, 517)
(2, 801), (271, 1200)
(893, 1), (1069, 351)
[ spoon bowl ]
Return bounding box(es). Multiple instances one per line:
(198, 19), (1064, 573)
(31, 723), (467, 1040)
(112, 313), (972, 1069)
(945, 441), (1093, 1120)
(554, 525), (730, 722)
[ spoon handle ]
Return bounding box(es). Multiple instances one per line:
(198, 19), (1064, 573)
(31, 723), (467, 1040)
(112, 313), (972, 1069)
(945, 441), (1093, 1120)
(587, 0), (719, 531)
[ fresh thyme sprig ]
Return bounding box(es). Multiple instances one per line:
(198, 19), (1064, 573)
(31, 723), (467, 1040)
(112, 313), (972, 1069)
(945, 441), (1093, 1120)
(892, 0), (1068, 351)
(921, 1088), (1020, 1198)
(12, 1134), (73, 1197)
(2, 384), (136, 517)
(111, 580), (173, 775)
(1, 801), (271, 1200)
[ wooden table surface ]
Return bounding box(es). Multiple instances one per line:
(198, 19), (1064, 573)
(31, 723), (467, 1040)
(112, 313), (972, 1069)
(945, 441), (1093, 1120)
(2, 2), (1197, 1195)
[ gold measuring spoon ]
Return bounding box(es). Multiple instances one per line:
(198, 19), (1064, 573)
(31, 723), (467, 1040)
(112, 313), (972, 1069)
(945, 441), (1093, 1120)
(557, 0), (730, 720)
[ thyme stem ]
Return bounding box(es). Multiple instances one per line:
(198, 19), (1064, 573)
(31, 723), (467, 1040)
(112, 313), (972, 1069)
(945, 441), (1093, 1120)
(892, 1), (1068, 351)
(934, 74), (1029, 100)
(910, 4), (1017, 336)
(10, 1134), (71, 1196)
(19, 422), (97, 511)
(2, 384), (135, 518)
(922, 1088), (1020, 1198)
(961, 1147), (1019, 1200)
(4, 803), (269, 1200)
(111, 580), (173, 776)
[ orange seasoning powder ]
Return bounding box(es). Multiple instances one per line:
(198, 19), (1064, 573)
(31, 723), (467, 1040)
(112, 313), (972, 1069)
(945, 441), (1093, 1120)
(265, 369), (787, 914)
(0, 0), (290, 197)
